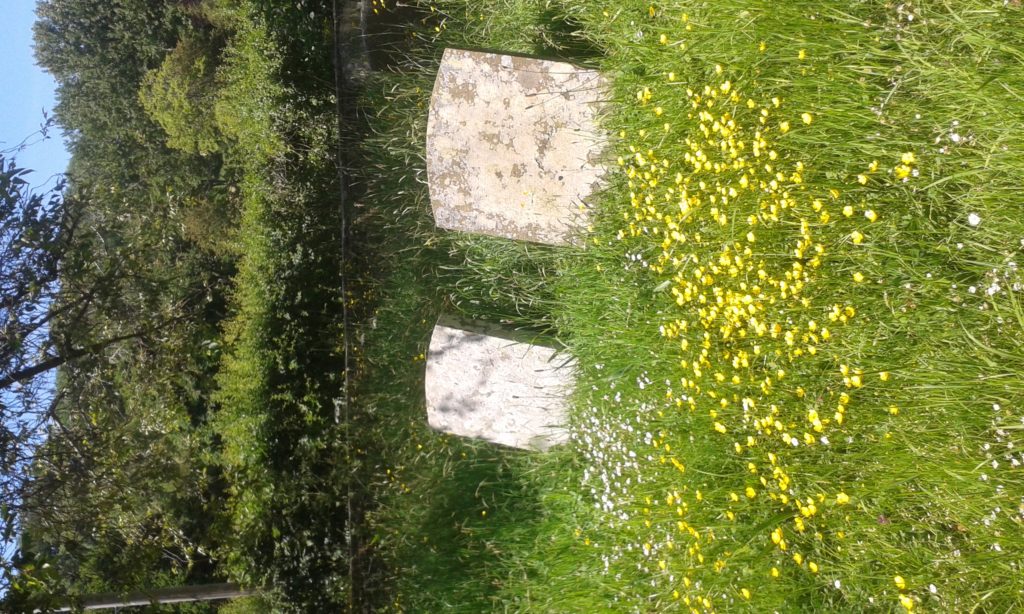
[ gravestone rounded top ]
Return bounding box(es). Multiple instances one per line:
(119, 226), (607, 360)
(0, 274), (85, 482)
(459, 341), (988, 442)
(426, 49), (608, 246)
(425, 316), (574, 451)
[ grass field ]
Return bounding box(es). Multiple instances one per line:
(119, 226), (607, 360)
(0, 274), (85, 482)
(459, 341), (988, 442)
(189, 0), (1024, 610)
(340, 0), (1024, 611)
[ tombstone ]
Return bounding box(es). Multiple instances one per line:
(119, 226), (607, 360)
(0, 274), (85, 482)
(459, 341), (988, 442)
(425, 315), (574, 451)
(426, 49), (608, 246)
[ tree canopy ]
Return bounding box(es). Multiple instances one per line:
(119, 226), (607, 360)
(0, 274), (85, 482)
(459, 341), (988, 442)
(4, 0), (348, 609)
(2, 0), (236, 606)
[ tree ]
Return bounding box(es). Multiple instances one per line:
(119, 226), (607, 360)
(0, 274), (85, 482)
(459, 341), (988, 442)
(33, 0), (186, 143)
(0, 153), (186, 394)
(0, 154), (73, 496)
(0, 154), (111, 596)
(1, 1), (242, 606)
(139, 34), (224, 156)
(0, 153), (220, 601)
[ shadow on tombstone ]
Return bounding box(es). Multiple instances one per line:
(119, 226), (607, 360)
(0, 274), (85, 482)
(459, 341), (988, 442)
(425, 314), (575, 451)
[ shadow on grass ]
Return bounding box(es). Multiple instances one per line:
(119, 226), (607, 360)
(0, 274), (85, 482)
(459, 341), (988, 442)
(342, 239), (551, 610)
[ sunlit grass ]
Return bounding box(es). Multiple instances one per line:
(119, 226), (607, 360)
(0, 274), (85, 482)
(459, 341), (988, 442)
(552, 1), (1024, 611)
(352, 0), (1024, 611)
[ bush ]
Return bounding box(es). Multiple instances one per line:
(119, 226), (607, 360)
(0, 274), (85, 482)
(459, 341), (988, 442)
(213, 20), (284, 165)
(139, 35), (222, 155)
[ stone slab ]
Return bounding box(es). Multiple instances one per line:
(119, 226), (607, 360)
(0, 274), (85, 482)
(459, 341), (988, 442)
(425, 315), (574, 451)
(426, 49), (608, 246)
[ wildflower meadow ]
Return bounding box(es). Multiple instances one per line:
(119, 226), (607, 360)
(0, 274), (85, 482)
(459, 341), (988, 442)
(19, 0), (1021, 610)
(358, 0), (1024, 611)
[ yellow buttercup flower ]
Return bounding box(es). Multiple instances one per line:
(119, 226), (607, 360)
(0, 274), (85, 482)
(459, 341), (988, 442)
(894, 575), (907, 590)
(865, 209), (878, 222)
(853, 272), (865, 283)
(801, 112), (813, 125)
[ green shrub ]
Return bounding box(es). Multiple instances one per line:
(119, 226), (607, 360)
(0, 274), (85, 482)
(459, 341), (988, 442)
(217, 595), (275, 613)
(213, 20), (284, 165)
(140, 35), (222, 156)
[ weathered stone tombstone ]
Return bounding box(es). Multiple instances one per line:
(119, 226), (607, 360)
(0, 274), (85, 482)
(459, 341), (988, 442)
(425, 315), (574, 451)
(426, 48), (609, 246)
(423, 49), (607, 449)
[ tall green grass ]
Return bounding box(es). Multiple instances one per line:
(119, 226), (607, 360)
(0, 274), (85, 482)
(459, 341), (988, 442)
(351, 0), (1024, 611)
(205, 1), (349, 608)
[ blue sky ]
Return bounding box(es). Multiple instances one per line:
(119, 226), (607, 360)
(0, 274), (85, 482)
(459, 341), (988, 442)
(0, 1), (69, 191)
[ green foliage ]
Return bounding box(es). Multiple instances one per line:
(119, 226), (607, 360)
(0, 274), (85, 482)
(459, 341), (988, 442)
(204, 3), (350, 609)
(140, 36), (222, 156)
(213, 18), (285, 165)
(191, 0), (248, 31)
(179, 187), (242, 259)
(212, 159), (350, 609)
(138, 0), (287, 162)
(217, 595), (275, 614)
(212, 182), (274, 483)
(11, 0), (237, 607)
(27, 0), (1024, 610)
(34, 0), (186, 145)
